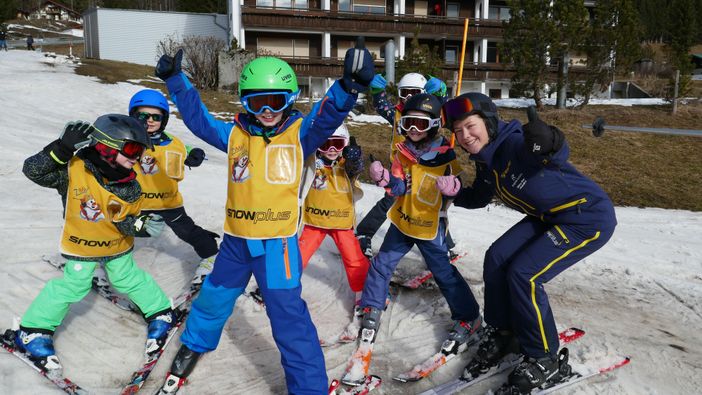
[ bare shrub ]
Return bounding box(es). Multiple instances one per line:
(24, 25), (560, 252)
(157, 34), (226, 90)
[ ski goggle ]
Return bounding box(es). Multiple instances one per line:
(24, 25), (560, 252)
(318, 137), (347, 153)
(137, 112), (164, 122)
(441, 97), (475, 130)
(241, 90), (300, 115)
(399, 115), (441, 133)
(398, 87), (425, 100)
(119, 141), (146, 159)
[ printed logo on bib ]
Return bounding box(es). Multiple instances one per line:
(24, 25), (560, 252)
(312, 168), (328, 190)
(78, 193), (105, 222)
(139, 154), (159, 175)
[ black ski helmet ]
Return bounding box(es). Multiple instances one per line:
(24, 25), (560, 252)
(401, 93), (443, 140)
(90, 114), (153, 152)
(442, 92), (499, 140)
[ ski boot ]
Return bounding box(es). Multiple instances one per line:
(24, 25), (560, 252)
(14, 327), (62, 377)
(359, 306), (382, 344)
(441, 315), (484, 356)
(499, 348), (571, 394)
(192, 255), (215, 286)
(462, 325), (520, 381)
(249, 287), (265, 307)
(448, 249), (460, 264)
(158, 344), (202, 394)
(145, 308), (176, 355)
(356, 234), (374, 260)
(92, 263), (110, 291)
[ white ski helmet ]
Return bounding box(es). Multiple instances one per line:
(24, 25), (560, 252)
(397, 73), (427, 100)
(318, 124), (349, 153)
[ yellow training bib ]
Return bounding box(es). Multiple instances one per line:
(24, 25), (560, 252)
(135, 134), (186, 210)
(303, 160), (355, 230)
(60, 158), (141, 258)
(224, 120), (304, 239)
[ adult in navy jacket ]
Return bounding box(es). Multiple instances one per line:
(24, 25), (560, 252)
(436, 93), (617, 394)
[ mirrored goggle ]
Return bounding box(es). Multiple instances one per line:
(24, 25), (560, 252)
(441, 97), (474, 129)
(398, 87), (424, 100)
(120, 141), (146, 159)
(318, 137), (347, 153)
(399, 116), (441, 133)
(137, 112), (164, 122)
(241, 91), (300, 114)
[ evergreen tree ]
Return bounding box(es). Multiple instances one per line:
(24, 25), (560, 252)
(395, 29), (443, 81)
(574, 0), (641, 106)
(551, 1), (589, 108)
(500, 0), (555, 109)
(667, 0), (697, 97)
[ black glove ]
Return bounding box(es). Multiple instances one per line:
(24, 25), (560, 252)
(341, 37), (375, 94)
(49, 121), (94, 163)
(155, 48), (183, 81)
(523, 118), (565, 156)
(184, 148), (206, 168)
(343, 136), (363, 176)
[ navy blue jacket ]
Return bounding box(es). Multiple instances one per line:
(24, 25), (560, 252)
(454, 120), (616, 228)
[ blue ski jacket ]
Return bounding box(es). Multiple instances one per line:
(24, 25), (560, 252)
(454, 120), (616, 228)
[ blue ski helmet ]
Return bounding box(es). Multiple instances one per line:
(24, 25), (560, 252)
(128, 89), (170, 133)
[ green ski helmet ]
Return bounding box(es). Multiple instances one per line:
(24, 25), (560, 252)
(238, 57), (299, 96)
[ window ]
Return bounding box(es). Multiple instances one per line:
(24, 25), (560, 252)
(487, 42), (498, 63)
(257, 37), (309, 58)
(256, 0), (307, 8)
(489, 89), (502, 99)
(353, 0), (386, 14)
(415, 1), (428, 16)
(257, 0), (274, 6)
(489, 6), (511, 20)
(339, 0), (351, 11)
(445, 46), (457, 64)
(447, 2), (459, 18)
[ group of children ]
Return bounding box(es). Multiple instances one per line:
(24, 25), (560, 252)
(14, 39), (616, 395)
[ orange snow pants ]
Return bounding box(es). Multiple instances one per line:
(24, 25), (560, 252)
(299, 225), (370, 292)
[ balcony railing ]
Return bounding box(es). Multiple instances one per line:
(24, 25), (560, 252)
(242, 6), (505, 38)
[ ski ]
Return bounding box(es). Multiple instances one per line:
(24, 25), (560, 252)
(0, 329), (87, 394)
(417, 327), (585, 395)
(391, 252), (467, 290)
(331, 374), (382, 395)
(42, 255), (139, 313)
(532, 355), (631, 394)
(120, 306), (190, 394)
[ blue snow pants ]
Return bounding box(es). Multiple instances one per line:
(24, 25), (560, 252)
(360, 221), (480, 322)
(483, 216), (615, 359)
(180, 234), (327, 395)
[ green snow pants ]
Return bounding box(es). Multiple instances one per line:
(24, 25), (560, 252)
(21, 252), (171, 331)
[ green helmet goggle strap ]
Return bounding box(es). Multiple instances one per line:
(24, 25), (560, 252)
(238, 57), (299, 95)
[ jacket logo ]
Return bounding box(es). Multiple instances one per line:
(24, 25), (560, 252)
(227, 208), (291, 224)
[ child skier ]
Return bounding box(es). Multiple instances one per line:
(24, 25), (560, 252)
(357, 72), (460, 261)
(298, 124), (368, 302)
(440, 93), (617, 393)
(15, 114), (176, 376)
(343, 93), (483, 385)
(153, 43), (373, 394)
(129, 89), (219, 284)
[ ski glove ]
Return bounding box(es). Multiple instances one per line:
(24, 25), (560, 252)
(523, 118), (565, 156)
(134, 213), (165, 237)
(184, 148), (206, 168)
(436, 175), (461, 196)
(343, 136), (363, 177)
(49, 121), (94, 164)
(155, 48), (183, 81)
(369, 73), (387, 95)
(424, 76), (447, 98)
(341, 37), (375, 94)
(369, 160), (389, 187)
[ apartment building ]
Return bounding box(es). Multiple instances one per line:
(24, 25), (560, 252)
(230, 0), (516, 98)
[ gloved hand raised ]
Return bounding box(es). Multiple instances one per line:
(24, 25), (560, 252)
(523, 118), (565, 156)
(341, 37), (375, 94)
(343, 136), (363, 176)
(134, 213), (165, 237)
(424, 76), (447, 98)
(155, 48), (183, 81)
(369, 159), (389, 187)
(184, 148), (206, 168)
(436, 175), (461, 196)
(369, 73), (387, 95)
(48, 121), (94, 163)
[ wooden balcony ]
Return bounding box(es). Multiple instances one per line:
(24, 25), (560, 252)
(241, 6), (504, 39)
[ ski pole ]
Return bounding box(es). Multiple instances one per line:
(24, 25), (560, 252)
(583, 117), (702, 137)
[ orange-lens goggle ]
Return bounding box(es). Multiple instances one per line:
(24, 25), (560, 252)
(120, 141), (146, 159)
(441, 97), (474, 129)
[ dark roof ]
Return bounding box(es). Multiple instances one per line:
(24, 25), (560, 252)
(29, 0), (82, 17)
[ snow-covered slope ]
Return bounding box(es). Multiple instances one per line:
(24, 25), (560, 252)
(1, 51), (700, 394)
